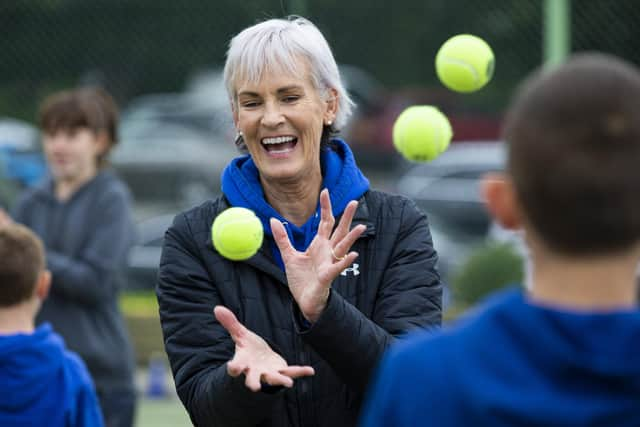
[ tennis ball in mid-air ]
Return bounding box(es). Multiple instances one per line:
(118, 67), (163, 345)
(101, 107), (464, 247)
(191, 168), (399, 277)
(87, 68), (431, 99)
(435, 34), (495, 93)
(211, 207), (263, 261)
(393, 106), (452, 162)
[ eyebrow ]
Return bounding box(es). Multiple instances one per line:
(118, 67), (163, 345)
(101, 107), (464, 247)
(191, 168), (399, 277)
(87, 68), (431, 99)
(238, 85), (304, 98)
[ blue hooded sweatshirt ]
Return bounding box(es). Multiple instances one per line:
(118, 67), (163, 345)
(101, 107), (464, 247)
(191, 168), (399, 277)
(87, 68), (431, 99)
(221, 139), (370, 268)
(361, 288), (640, 427)
(0, 323), (104, 427)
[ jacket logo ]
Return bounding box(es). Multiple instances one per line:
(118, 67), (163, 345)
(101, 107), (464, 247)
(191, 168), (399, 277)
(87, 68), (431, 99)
(340, 263), (360, 277)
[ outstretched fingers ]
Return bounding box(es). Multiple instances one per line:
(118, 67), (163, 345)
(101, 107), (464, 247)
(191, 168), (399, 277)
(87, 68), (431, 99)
(332, 223), (366, 259)
(214, 306), (246, 343)
(226, 358), (246, 377)
(330, 200), (359, 245)
(279, 366), (315, 379)
(244, 368), (263, 392)
(328, 251), (360, 278)
(270, 217), (297, 259)
(261, 366), (315, 390)
(317, 189), (336, 239)
(262, 372), (294, 389)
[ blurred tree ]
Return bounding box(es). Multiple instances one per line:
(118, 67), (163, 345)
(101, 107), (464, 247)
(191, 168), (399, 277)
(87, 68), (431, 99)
(451, 241), (524, 307)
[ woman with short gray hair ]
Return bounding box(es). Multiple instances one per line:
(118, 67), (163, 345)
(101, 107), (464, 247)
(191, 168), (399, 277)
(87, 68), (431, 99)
(157, 16), (442, 427)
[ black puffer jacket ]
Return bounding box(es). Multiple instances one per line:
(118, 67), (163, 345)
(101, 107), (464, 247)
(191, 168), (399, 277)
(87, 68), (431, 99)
(157, 190), (442, 427)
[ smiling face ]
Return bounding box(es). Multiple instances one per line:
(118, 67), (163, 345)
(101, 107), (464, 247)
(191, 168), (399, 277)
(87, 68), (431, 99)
(232, 59), (337, 184)
(42, 128), (106, 185)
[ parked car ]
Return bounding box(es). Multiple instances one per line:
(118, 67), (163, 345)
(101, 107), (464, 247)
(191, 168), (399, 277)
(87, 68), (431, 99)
(125, 213), (174, 290)
(393, 141), (506, 292)
(0, 118), (47, 208)
(111, 93), (237, 218)
(120, 92), (232, 139)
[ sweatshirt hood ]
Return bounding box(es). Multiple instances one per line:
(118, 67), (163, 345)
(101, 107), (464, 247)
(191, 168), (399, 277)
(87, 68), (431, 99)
(0, 324), (70, 413)
(450, 289), (640, 423)
(479, 289), (640, 377)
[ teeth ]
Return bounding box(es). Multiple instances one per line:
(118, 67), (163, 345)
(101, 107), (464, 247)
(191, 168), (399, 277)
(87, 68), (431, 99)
(269, 147), (294, 154)
(262, 136), (296, 145)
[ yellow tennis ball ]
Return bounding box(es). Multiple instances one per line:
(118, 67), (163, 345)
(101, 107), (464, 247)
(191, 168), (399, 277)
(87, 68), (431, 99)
(211, 207), (263, 261)
(435, 34), (495, 93)
(393, 106), (452, 162)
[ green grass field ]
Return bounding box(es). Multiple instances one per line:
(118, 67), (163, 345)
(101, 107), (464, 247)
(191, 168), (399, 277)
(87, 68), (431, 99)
(136, 398), (192, 427)
(133, 363), (192, 427)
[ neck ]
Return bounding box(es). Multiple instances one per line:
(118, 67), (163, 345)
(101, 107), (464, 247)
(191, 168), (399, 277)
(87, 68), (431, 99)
(55, 168), (98, 201)
(261, 168), (323, 227)
(528, 244), (639, 311)
(0, 302), (37, 335)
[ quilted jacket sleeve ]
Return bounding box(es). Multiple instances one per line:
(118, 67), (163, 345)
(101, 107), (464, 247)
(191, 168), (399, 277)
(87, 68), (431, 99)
(156, 212), (281, 427)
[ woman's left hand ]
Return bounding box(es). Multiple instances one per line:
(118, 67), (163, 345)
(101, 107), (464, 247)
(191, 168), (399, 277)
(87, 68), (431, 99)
(271, 189), (366, 323)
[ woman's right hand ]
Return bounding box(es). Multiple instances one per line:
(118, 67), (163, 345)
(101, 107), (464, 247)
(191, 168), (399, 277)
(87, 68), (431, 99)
(214, 306), (315, 392)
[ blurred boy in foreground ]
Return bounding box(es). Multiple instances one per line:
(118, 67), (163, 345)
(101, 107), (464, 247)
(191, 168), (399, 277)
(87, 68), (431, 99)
(361, 53), (640, 426)
(0, 223), (103, 426)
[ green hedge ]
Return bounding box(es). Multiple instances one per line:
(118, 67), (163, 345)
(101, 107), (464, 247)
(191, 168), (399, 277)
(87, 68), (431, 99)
(450, 242), (525, 312)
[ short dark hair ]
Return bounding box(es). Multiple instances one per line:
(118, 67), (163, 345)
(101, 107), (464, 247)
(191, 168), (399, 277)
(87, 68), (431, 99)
(504, 53), (640, 255)
(39, 87), (119, 167)
(0, 224), (45, 307)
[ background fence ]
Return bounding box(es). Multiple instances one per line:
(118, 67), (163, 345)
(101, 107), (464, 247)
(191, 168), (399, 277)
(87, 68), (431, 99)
(2, 0), (639, 123)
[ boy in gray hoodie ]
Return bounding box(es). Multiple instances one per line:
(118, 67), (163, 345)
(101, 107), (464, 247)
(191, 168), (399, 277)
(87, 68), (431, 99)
(10, 88), (137, 427)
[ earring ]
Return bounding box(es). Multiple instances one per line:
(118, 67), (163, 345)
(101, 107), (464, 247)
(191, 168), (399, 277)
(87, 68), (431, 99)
(234, 130), (244, 147)
(326, 120), (333, 126)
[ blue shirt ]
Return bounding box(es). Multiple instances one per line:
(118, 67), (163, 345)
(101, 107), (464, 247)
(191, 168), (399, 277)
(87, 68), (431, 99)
(361, 289), (640, 427)
(0, 324), (104, 427)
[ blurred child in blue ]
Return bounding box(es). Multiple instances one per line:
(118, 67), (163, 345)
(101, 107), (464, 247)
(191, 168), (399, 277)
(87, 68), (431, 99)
(0, 222), (104, 427)
(360, 53), (640, 426)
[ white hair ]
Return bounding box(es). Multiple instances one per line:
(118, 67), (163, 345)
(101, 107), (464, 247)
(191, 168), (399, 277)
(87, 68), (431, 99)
(223, 16), (354, 131)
